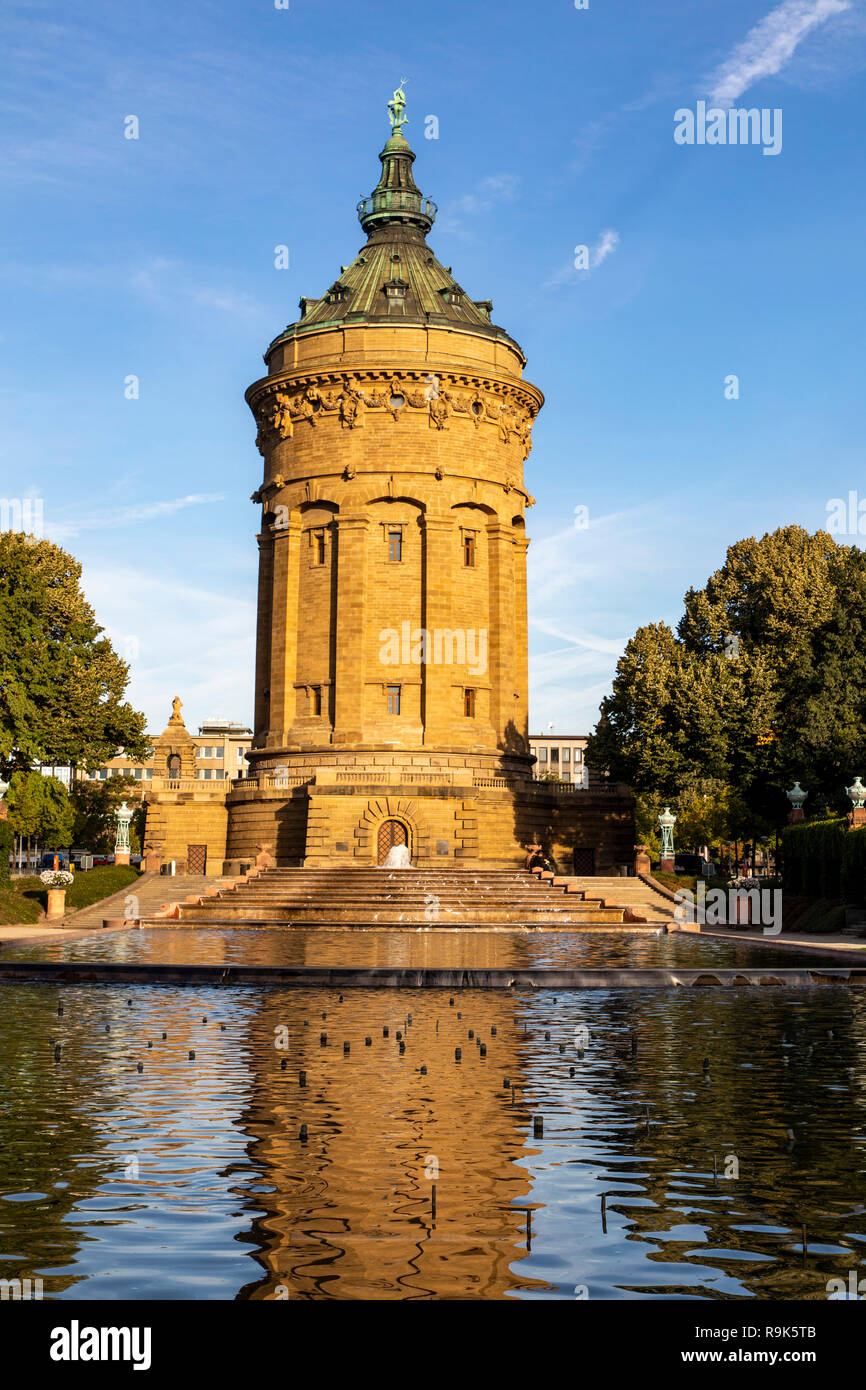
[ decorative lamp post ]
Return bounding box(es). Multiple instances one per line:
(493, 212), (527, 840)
(114, 800), (133, 867)
(846, 776), (866, 829)
(658, 806), (677, 873)
(786, 782), (807, 825)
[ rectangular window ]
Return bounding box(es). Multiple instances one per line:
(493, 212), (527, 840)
(463, 534), (476, 567)
(313, 687), (322, 716)
(538, 747), (548, 762)
(464, 688), (476, 717)
(144, 769), (153, 780)
(574, 749), (583, 763)
(387, 685), (401, 715)
(314, 531), (326, 565)
(388, 530), (403, 562)
(550, 748), (559, 764)
(562, 747), (570, 762)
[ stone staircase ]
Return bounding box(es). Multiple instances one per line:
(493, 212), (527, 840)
(565, 875), (679, 926)
(143, 867), (668, 929)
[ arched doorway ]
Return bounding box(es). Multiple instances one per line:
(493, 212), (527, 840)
(378, 819), (408, 864)
(167, 754), (181, 780)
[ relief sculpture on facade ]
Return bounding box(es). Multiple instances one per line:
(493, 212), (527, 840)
(252, 372), (536, 458)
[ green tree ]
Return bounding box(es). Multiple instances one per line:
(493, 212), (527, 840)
(6, 769), (42, 867)
(70, 776), (141, 853)
(6, 770), (73, 865)
(587, 526), (866, 822)
(38, 775), (75, 849)
(0, 533), (148, 779)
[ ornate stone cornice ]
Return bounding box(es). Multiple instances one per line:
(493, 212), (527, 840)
(247, 367), (541, 461)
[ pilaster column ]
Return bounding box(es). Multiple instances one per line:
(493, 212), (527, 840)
(511, 530), (530, 750)
(267, 518), (302, 747)
(253, 530), (274, 740)
(333, 514), (370, 745)
(487, 522), (518, 747)
(421, 515), (455, 745)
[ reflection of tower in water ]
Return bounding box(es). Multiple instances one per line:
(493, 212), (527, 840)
(237, 988), (548, 1300)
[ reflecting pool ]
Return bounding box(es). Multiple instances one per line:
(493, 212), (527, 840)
(1, 981), (865, 1299)
(8, 925), (844, 971)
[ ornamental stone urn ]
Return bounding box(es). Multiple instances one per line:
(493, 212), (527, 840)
(634, 845), (651, 876)
(786, 781), (807, 824)
(847, 776), (866, 828)
(40, 869), (73, 919)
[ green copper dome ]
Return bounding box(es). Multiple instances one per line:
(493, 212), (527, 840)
(265, 88), (521, 361)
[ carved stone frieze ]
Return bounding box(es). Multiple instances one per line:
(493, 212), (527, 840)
(251, 370), (538, 459)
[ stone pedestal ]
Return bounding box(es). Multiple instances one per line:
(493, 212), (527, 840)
(46, 888), (66, 918)
(659, 854), (675, 873)
(787, 809), (804, 824)
(144, 842), (163, 873)
(634, 845), (651, 876)
(114, 849), (131, 866)
(848, 808), (866, 829)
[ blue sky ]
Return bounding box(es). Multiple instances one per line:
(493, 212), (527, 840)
(2, 0), (865, 737)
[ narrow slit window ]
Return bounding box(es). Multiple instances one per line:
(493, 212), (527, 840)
(464, 688), (476, 718)
(387, 685), (401, 715)
(313, 687), (322, 716)
(388, 530), (403, 562)
(314, 531), (326, 565)
(463, 534), (476, 567)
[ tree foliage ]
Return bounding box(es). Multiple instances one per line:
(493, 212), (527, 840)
(6, 771), (74, 848)
(587, 527), (866, 830)
(70, 776), (143, 853)
(0, 533), (148, 779)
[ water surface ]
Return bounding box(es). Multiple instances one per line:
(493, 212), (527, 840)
(8, 925), (840, 970)
(2, 981), (865, 1299)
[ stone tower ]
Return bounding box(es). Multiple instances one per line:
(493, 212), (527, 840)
(225, 93), (550, 867)
(136, 90), (634, 874)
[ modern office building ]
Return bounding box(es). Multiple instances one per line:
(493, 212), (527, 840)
(528, 733), (590, 786)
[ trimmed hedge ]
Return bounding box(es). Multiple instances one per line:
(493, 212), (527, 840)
(842, 826), (866, 906)
(0, 818), (12, 885)
(782, 818), (866, 905)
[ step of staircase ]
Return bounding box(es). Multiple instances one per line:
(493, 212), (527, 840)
(136, 866), (671, 929)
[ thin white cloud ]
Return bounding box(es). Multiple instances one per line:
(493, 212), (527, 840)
(46, 494), (225, 542)
(592, 229), (620, 268)
(709, 0), (851, 106)
(453, 173), (520, 215)
(542, 229), (620, 290)
(81, 563), (256, 733)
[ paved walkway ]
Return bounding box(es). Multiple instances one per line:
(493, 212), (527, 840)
(698, 925), (866, 956)
(62, 872), (234, 930)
